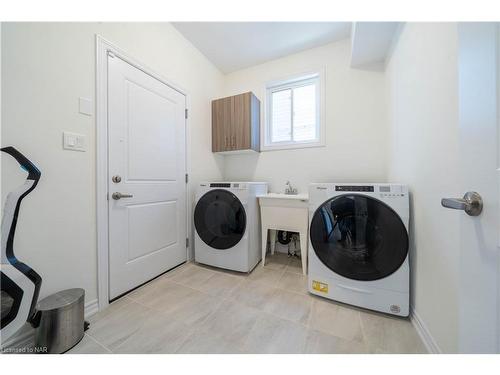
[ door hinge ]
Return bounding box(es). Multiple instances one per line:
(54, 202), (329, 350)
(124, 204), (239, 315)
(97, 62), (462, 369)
(107, 51), (115, 58)
(185, 173), (188, 184)
(185, 108), (188, 119)
(186, 238), (189, 248)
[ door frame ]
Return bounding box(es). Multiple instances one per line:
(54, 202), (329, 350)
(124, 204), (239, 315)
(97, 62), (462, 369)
(456, 23), (500, 353)
(95, 35), (191, 311)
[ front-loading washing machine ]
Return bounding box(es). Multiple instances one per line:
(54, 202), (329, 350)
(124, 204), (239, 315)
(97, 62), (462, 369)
(308, 183), (410, 316)
(194, 182), (268, 272)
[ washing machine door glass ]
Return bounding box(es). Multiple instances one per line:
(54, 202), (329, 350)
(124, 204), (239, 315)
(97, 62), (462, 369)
(310, 194), (408, 281)
(194, 189), (247, 250)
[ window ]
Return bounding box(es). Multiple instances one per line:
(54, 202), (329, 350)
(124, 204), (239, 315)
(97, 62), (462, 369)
(264, 72), (323, 150)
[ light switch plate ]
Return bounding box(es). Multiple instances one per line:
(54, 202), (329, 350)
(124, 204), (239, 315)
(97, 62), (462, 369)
(79, 97), (93, 116)
(63, 131), (86, 152)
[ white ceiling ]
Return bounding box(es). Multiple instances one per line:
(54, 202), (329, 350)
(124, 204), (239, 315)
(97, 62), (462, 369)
(172, 22), (352, 73)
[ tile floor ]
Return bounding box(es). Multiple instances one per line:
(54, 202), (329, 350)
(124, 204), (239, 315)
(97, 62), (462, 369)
(4, 253), (427, 354)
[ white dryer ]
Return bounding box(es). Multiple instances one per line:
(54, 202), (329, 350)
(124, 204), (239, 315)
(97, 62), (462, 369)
(194, 182), (268, 272)
(308, 183), (410, 316)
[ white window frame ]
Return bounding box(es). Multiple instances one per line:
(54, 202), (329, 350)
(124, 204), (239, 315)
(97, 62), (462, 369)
(263, 70), (325, 151)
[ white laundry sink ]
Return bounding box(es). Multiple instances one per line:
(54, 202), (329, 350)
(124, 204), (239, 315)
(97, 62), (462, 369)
(257, 193), (309, 207)
(257, 192), (309, 274)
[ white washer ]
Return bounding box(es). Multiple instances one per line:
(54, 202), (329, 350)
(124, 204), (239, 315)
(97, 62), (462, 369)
(194, 182), (268, 272)
(308, 183), (410, 317)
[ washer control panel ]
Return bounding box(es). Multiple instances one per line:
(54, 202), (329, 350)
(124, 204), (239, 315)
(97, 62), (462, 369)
(379, 185), (405, 198)
(329, 184), (406, 198)
(335, 185), (374, 192)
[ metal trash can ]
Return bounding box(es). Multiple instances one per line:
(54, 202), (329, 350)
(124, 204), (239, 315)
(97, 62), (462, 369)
(34, 288), (85, 354)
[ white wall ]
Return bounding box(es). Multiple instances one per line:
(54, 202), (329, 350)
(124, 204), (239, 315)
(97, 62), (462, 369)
(385, 23), (460, 353)
(222, 39), (388, 193)
(1, 22), (225, 306)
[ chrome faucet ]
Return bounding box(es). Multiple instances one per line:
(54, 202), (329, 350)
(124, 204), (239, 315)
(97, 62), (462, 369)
(285, 181), (298, 195)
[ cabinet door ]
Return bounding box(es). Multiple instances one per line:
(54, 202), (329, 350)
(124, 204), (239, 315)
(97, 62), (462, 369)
(212, 96), (233, 152)
(250, 93), (260, 151)
(233, 93), (251, 150)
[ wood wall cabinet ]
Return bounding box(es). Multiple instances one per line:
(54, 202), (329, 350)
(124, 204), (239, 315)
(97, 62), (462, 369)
(212, 92), (260, 153)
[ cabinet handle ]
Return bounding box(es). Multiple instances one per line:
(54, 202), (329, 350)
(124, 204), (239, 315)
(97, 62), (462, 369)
(224, 136), (227, 149)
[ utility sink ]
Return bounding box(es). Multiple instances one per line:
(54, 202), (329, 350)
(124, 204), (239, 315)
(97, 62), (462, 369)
(257, 192), (309, 201)
(257, 192), (309, 275)
(257, 192), (309, 208)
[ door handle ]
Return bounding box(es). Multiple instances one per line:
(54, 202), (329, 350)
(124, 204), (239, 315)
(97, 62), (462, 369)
(112, 192), (133, 200)
(441, 191), (483, 216)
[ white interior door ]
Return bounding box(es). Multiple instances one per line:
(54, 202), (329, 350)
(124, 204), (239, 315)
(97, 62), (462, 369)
(446, 23), (499, 353)
(108, 54), (187, 300)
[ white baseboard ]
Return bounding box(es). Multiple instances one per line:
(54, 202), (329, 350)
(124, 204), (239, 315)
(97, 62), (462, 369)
(1, 298), (99, 350)
(410, 306), (442, 354)
(85, 299), (99, 318)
